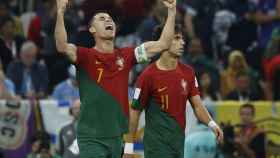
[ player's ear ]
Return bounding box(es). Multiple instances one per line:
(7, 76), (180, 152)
(89, 26), (96, 34)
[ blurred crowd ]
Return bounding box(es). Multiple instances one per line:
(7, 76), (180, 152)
(1, 0), (280, 103)
(0, 0), (280, 157)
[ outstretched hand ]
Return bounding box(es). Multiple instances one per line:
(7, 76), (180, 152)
(212, 125), (224, 144)
(162, 0), (177, 10)
(56, 0), (69, 13)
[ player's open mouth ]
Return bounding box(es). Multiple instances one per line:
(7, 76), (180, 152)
(105, 25), (113, 31)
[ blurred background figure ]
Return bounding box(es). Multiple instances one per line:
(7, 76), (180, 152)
(234, 103), (266, 158)
(27, 136), (42, 158)
(0, 15), (25, 71)
(220, 50), (260, 99)
(27, 132), (55, 158)
(263, 28), (280, 100)
(183, 38), (220, 92)
(226, 71), (262, 101)
(0, 59), (16, 100)
(52, 64), (79, 103)
(6, 41), (49, 99)
(58, 99), (80, 158)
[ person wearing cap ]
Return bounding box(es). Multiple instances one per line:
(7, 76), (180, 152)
(52, 64), (79, 103)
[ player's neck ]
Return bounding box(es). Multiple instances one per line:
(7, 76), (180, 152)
(94, 39), (114, 53)
(157, 54), (178, 71)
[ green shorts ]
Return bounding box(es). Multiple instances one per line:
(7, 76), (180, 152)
(143, 131), (184, 158)
(78, 136), (122, 158)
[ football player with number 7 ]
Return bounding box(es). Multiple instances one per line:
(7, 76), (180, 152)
(54, 0), (177, 157)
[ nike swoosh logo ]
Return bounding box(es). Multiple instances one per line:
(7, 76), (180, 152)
(157, 87), (167, 92)
(96, 61), (101, 64)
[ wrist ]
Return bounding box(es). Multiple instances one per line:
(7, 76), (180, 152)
(124, 142), (134, 154)
(208, 120), (218, 129)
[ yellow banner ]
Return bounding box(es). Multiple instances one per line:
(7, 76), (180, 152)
(215, 101), (280, 145)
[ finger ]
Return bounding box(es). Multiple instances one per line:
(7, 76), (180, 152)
(218, 131), (224, 143)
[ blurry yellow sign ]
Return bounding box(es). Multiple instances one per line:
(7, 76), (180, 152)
(215, 101), (280, 144)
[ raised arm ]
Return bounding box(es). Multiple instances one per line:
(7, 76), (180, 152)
(55, 0), (77, 62)
(135, 0), (176, 62)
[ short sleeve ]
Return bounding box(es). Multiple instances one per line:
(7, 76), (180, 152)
(120, 47), (137, 68)
(131, 72), (151, 110)
(188, 69), (200, 98)
(76, 47), (91, 66)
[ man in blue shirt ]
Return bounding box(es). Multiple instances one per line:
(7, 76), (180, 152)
(52, 64), (79, 103)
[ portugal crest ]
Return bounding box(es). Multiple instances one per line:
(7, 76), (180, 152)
(116, 56), (124, 70)
(181, 79), (187, 92)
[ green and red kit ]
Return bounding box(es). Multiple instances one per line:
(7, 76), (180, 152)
(132, 62), (200, 158)
(75, 46), (145, 158)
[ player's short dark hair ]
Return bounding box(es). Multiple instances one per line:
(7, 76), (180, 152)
(0, 16), (15, 28)
(89, 10), (112, 27)
(240, 103), (255, 116)
(152, 24), (183, 41)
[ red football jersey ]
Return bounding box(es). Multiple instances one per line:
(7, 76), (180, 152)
(76, 47), (136, 116)
(134, 62), (200, 130)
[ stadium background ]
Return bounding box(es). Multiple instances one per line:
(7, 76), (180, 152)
(0, 0), (280, 157)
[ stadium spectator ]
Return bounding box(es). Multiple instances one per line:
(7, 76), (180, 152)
(0, 16), (25, 71)
(225, 0), (258, 69)
(234, 103), (266, 158)
(27, 136), (42, 158)
(52, 64), (79, 102)
(182, 0), (225, 58)
(220, 50), (259, 98)
(183, 38), (220, 92)
(0, 60), (16, 100)
(255, 0), (280, 50)
(226, 72), (262, 101)
(199, 71), (220, 101)
(0, 1), (24, 36)
(58, 99), (80, 158)
(6, 41), (49, 99)
(137, 0), (167, 42)
(263, 28), (280, 100)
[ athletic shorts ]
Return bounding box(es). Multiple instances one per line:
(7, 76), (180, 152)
(143, 130), (184, 158)
(78, 136), (122, 158)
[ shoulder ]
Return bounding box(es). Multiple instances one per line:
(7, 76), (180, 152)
(7, 60), (21, 69)
(54, 80), (68, 90)
(77, 46), (92, 52)
(117, 47), (135, 56)
(60, 123), (73, 133)
(140, 63), (157, 77)
(179, 62), (195, 74)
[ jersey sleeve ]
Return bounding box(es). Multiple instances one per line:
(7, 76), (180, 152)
(188, 69), (200, 98)
(131, 72), (151, 110)
(75, 47), (91, 66)
(121, 47), (137, 69)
